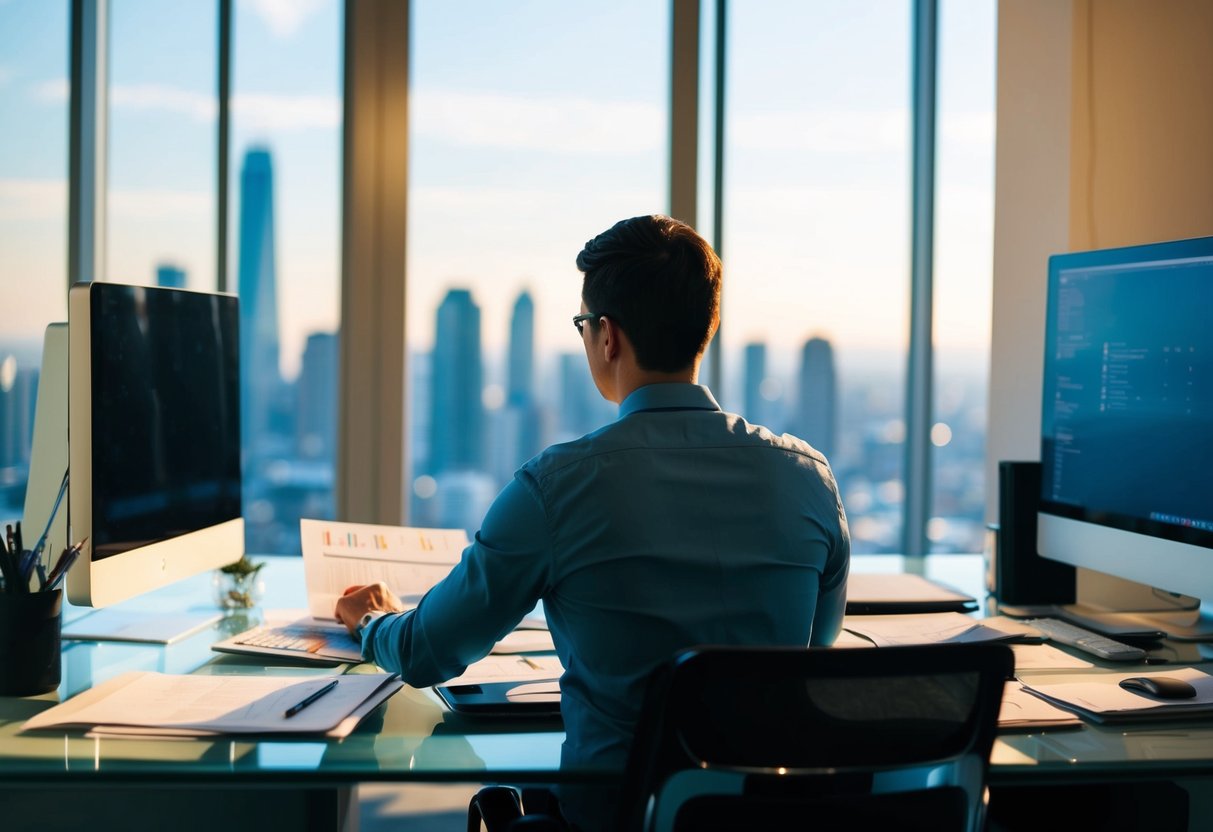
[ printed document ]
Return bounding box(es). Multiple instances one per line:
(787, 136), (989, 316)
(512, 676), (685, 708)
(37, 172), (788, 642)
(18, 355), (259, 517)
(22, 671), (403, 738)
(301, 518), (469, 619)
(842, 612), (1015, 647)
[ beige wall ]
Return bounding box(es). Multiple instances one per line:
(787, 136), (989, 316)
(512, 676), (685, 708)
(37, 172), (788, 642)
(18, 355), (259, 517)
(986, 0), (1213, 521)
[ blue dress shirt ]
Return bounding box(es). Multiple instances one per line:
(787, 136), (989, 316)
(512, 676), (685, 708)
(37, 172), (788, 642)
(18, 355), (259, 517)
(363, 382), (849, 791)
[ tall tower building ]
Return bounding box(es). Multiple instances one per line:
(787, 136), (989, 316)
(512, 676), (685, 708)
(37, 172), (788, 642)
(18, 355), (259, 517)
(296, 332), (337, 461)
(236, 147), (283, 460)
(430, 289), (483, 474)
(155, 264), (186, 289)
(743, 342), (767, 426)
(798, 336), (837, 459)
(503, 290), (541, 470)
(507, 291), (535, 407)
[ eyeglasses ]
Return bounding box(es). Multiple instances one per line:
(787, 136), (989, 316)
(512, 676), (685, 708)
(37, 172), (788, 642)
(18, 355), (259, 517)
(572, 312), (602, 335)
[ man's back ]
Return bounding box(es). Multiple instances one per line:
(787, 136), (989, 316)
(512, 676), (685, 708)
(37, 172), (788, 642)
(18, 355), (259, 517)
(524, 383), (850, 770)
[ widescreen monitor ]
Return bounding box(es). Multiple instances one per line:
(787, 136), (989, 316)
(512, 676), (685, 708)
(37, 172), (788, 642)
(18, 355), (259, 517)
(1037, 235), (1213, 629)
(25, 282), (244, 607)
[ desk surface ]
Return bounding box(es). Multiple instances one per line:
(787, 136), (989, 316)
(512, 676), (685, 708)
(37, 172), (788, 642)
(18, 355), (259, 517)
(3, 554), (1213, 787)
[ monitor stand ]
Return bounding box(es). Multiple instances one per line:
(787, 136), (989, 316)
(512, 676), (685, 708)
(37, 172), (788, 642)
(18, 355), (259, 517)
(61, 607), (223, 645)
(1057, 570), (1213, 643)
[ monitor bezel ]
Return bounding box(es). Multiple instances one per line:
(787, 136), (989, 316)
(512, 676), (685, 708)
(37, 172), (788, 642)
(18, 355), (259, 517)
(1036, 235), (1213, 604)
(65, 281), (244, 608)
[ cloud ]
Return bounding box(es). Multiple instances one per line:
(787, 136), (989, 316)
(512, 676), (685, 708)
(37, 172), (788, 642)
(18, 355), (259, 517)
(730, 108), (907, 154)
(411, 89), (662, 155)
(36, 78), (340, 132)
(243, 0), (330, 38)
(109, 188), (209, 220)
(34, 78), (68, 102)
(113, 83), (217, 120)
(940, 111), (995, 148)
(0, 178), (66, 221)
(232, 92), (339, 131)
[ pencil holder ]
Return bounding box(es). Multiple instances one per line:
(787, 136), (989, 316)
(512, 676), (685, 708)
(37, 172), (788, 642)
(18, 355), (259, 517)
(0, 589), (63, 696)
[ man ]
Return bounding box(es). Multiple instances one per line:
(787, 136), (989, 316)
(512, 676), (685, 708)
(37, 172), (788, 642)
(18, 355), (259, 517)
(336, 214), (850, 829)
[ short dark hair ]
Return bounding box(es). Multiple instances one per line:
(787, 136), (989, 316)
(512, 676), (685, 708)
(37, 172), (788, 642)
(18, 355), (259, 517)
(575, 215), (721, 373)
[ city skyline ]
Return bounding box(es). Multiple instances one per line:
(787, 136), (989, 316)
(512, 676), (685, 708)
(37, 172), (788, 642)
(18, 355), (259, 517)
(0, 0), (995, 557)
(1, 1), (996, 365)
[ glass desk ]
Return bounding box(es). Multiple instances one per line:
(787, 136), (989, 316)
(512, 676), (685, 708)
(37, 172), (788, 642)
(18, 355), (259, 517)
(2, 555), (1211, 831)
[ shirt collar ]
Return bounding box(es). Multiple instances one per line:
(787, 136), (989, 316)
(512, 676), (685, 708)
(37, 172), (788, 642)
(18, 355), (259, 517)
(618, 383), (722, 418)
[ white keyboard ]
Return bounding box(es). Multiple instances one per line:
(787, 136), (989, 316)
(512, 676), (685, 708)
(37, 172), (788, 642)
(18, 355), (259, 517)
(1026, 617), (1147, 662)
(235, 625), (335, 654)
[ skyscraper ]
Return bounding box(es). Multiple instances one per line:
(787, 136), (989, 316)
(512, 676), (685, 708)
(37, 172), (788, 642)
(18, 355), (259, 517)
(743, 342), (767, 426)
(296, 332), (337, 460)
(507, 290), (535, 407)
(430, 288), (483, 474)
(798, 336), (837, 459)
(237, 147), (283, 461)
(155, 264), (186, 289)
(503, 290), (542, 471)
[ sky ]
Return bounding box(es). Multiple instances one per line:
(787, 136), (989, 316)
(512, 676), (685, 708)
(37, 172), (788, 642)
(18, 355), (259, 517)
(0, 0), (995, 381)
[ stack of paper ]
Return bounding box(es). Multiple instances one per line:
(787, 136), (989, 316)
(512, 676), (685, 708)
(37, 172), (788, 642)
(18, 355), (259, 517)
(1020, 667), (1213, 724)
(999, 683), (1082, 730)
(21, 671), (402, 739)
(842, 612), (1018, 648)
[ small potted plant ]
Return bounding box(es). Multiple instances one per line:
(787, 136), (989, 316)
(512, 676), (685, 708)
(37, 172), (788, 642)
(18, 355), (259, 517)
(214, 555), (266, 609)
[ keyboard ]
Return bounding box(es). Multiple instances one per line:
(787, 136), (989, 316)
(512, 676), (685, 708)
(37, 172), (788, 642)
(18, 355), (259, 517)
(1026, 617), (1147, 662)
(234, 624), (340, 654)
(211, 620), (365, 664)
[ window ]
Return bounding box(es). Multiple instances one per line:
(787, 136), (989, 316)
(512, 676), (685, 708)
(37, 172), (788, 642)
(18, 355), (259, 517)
(231, 0), (343, 555)
(720, 1), (912, 553)
(931, 0), (996, 553)
(108, 0), (218, 291)
(0, 0), (69, 527)
(407, 1), (667, 532)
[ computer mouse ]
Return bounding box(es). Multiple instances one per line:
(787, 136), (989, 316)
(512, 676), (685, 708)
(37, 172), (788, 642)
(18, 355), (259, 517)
(1118, 675), (1197, 700)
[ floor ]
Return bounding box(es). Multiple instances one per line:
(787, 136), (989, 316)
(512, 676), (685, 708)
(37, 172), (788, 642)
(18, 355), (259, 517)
(358, 783), (479, 831)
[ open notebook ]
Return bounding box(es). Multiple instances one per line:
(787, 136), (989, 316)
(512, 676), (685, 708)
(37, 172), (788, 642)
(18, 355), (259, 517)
(212, 519), (552, 664)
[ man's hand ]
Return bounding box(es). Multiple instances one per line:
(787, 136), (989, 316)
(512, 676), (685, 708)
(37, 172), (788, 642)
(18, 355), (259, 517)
(334, 581), (407, 636)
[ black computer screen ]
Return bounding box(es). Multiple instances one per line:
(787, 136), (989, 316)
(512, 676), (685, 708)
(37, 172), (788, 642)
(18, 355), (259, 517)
(89, 284), (241, 558)
(1039, 243), (1213, 550)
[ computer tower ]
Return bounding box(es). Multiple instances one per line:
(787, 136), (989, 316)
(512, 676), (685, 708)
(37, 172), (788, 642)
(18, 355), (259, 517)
(992, 460), (1075, 606)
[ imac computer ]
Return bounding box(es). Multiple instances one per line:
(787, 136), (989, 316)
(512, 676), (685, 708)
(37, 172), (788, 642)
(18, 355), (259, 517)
(1037, 235), (1213, 638)
(23, 281), (243, 610)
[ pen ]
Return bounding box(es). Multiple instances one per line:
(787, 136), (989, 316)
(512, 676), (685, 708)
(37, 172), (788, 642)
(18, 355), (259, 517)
(519, 656), (541, 670)
(283, 678), (339, 718)
(45, 538), (88, 592)
(0, 533), (16, 593)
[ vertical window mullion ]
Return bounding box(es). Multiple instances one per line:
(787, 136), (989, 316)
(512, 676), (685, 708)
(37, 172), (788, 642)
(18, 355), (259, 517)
(904, 0), (938, 562)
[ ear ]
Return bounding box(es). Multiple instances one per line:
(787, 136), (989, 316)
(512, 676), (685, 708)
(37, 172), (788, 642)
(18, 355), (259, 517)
(598, 316), (623, 362)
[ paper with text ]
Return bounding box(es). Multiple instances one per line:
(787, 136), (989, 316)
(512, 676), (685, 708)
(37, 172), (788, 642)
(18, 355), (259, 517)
(22, 671), (402, 738)
(842, 612), (1013, 647)
(300, 518), (469, 620)
(999, 683), (1082, 729)
(443, 654), (564, 687)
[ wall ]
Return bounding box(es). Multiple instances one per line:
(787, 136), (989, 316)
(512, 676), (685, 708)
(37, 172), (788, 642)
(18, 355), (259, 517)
(986, 0), (1213, 521)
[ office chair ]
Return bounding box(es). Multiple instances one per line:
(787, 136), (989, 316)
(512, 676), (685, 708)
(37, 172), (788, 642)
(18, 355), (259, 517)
(469, 641), (1013, 832)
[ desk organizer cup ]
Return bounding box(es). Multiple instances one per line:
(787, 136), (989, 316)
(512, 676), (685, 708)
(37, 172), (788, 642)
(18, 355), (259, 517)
(0, 588), (63, 696)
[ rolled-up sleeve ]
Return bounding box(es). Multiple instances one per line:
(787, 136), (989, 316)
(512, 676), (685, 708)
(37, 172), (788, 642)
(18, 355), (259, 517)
(364, 473), (553, 687)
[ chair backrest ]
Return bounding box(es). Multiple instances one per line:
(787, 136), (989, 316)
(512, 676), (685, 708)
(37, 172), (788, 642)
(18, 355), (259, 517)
(617, 642), (1014, 832)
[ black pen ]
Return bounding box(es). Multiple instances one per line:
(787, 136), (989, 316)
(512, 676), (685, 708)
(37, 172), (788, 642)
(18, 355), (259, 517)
(45, 538), (88, 592)
(283, 678), (339, 718)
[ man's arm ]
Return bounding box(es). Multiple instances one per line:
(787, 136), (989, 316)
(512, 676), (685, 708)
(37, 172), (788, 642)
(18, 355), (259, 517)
(338, 473), (554, 687)
(809, 494), (851, 647)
